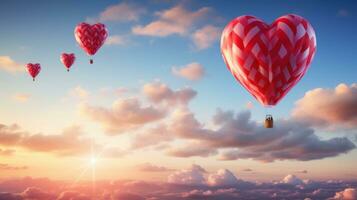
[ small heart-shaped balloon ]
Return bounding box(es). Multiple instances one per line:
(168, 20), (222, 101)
(61, 53), (75, 71)
(26, 63), (41, 81)
(221, 14), (316, 106)
(74, 23), (108, 56)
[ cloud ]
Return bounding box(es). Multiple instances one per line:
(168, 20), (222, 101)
(57, 191), (90, 200)
(0, 124), (24, 146)
(166, 142), (218, 157)
(330, 188), (357, 200)
(160, 108), (355, 161)
(93, 2), (145, 22)
(132, 5), (212, 37)
(167, 164), (207, 185)
(281, 174), (304, 186)
(131, 124), (172, 149)
(0, 163), (27, 170)
(0, 148), (15, 156)
(12, 93), (31, 103)
(20, 126), (92, 156)
(0, 56), (24, 73)
(136, 163), (174, 172)
(241, 168), (253, 172)
(191, 25), (221, 50)
(1, 173), (357, 200)
(172, 62), (205, 81)
(105, 35), (128, 46)
(0, 124), (94, 156)
(142, 81), (197, 106)
(207, 169), (239, 186)
(296, 170), (308, 174)
(80, 97), (166, 134)
(292, 83), (357, 128)
(21, 187), (55, 200)
(70, 86), (89, 100)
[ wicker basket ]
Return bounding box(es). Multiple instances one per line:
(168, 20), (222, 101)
(264, 115), (273, 128)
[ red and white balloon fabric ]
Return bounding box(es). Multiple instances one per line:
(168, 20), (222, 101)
(74, 23), (108, 64)
(221, 14), (316, 106)
(26, 63), (41, 81)
(60, 53), (75, 71)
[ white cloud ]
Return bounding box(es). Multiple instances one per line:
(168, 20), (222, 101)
(172, 62), (205, 81)
(95, 2), (145, 22)
(207, 169), (239, 186)
(105, 35), (127, 46)
(281, 174), (304, 185)
(191, 25), (221, 50)
(0, 56), (24, 73)
(167, 164), (207, 185)
(132, 5), (211, 37)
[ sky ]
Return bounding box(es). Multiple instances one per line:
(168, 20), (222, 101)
(0, 0), (356, 199)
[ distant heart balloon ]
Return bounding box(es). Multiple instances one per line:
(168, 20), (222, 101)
(61, 53), (75, 72)
(26, 63), (41, 81)
(74, 23), (108, 64)
(221, 14), (316, 106)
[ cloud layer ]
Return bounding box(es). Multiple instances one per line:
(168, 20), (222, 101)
(292, 83), (357, 128)
(0, 165), (356, 200)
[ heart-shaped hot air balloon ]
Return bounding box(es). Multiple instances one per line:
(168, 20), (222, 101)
(221, 14), (316, 106)
(61, 53), (75, 72)
(74, 23), (108, 64)
(26, 63), (41, 81)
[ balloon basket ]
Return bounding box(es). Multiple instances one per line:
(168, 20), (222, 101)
(90, 59), (93, 64)
(264, 114), (273, 128)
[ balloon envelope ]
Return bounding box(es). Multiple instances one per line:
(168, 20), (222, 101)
(74, 23), (108, 56)
(26, 63), (41, 80)
(61, 53), (75, 71)
(221, 14), (316, 106)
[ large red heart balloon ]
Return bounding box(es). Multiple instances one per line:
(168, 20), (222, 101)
(26, 63), (41, 81)
(221, 14), (316, 106)
(74, 23), (108, 56)
(61, 53), (75, 71)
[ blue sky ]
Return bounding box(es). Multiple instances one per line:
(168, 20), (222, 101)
(0, 0), (356, 122)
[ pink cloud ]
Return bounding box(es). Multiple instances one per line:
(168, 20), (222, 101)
(0, 148), (15, 156)
(0, 56), (24, 73)
(330, 188), (357, 200)
(172, 62), (205, 81)
(21, 187), (55, 200)
(95, 2), (145, 22)
(80, 97), (166, 134)
(132, 5), (211, 37)
(191, 25), (221, 50)
(142, 81), (197, 106)
(0, 163), (27, 170)
(136, 163), (174, 172)
(292, 83), (357, 128)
